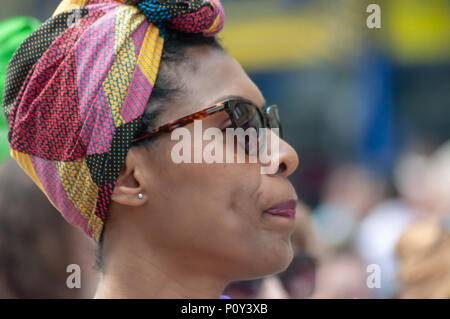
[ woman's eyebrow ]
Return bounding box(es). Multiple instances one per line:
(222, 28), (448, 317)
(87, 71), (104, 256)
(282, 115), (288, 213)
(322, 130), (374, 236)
(211, 94), (267, 109)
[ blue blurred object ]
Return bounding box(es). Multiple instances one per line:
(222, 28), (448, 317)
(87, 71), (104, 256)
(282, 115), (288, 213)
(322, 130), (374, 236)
(355, 46), (395, 177)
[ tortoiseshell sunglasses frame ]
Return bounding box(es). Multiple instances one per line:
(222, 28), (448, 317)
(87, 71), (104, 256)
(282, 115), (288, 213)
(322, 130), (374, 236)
(131, 98), (282, 145)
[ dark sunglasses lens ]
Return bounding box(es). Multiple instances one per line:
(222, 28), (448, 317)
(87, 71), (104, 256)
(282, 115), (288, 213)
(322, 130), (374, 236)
(231, 101), (264, 153)
(265, 105), (282, 138)
(232, 101), (263, 129)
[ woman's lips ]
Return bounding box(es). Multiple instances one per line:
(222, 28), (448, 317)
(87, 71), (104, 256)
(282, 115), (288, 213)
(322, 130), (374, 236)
(263, 200), (297, 219)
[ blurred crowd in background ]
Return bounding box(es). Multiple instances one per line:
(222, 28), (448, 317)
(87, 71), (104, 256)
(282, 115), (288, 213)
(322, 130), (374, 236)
(0, 0), (449, 298)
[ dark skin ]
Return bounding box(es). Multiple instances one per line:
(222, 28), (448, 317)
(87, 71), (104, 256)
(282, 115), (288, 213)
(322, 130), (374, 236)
(94, 45), (299, 298)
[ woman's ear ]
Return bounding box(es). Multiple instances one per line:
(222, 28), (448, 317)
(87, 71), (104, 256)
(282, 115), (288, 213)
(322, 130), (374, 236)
(111, 148), (148, 207)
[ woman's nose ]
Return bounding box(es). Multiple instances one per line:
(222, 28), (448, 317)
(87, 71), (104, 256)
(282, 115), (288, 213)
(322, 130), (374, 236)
(262, 129), (299, 177)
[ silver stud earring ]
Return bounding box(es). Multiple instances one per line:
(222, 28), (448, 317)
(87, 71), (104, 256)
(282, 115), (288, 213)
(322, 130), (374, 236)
(137, 193), (144, 199)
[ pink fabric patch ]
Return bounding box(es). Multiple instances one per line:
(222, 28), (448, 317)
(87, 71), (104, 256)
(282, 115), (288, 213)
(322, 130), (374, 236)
(30, 155), (90, 235)
(120, 66), (153, 122)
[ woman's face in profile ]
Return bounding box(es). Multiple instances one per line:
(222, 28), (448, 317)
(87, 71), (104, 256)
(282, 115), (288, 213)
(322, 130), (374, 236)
(125, 45), (299, 280)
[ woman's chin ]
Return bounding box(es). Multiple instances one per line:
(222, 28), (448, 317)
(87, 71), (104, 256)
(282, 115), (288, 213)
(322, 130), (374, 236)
(243, 242), (294, 279)
(266, 251), (294, 275)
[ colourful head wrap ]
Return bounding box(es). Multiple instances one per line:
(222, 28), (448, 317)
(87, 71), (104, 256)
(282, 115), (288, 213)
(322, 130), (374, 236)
(1, 0), (225, 241)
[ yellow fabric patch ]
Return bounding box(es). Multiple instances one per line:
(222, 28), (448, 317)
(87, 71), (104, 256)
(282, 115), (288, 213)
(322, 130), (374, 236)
(56, 158), (98, 220)
(103, 5), (144, 127)
(136, 23), (163, 86)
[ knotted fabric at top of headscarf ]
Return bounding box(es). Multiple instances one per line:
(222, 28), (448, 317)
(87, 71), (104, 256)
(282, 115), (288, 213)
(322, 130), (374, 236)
(1, 0), (225, 241)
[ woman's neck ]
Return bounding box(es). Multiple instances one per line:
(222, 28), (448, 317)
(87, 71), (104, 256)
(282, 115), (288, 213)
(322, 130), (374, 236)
(93, 241), (228, 299)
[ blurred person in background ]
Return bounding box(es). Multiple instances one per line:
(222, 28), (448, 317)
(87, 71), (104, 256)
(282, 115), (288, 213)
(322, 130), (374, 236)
(310, 252), (372, 299)
(0, 159), (98, 298)
(354, 144), (441, 298)
(395, 217), (450, 298)
(423, 141), (450, 218)
(310, 164), (385, 299)
(395, 141), (450, 299)
(312, 164), (385, 254)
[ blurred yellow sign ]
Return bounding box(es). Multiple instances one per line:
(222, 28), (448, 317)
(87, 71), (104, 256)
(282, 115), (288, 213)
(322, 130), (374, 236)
(221, 0), (450, 70)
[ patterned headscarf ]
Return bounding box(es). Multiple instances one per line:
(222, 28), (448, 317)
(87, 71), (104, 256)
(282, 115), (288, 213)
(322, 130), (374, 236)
(1, 0), (225, 242)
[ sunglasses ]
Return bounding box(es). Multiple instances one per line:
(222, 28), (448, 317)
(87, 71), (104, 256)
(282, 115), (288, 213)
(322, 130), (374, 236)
(131, 98), (283, 153)
(223, 252), (317, 299)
